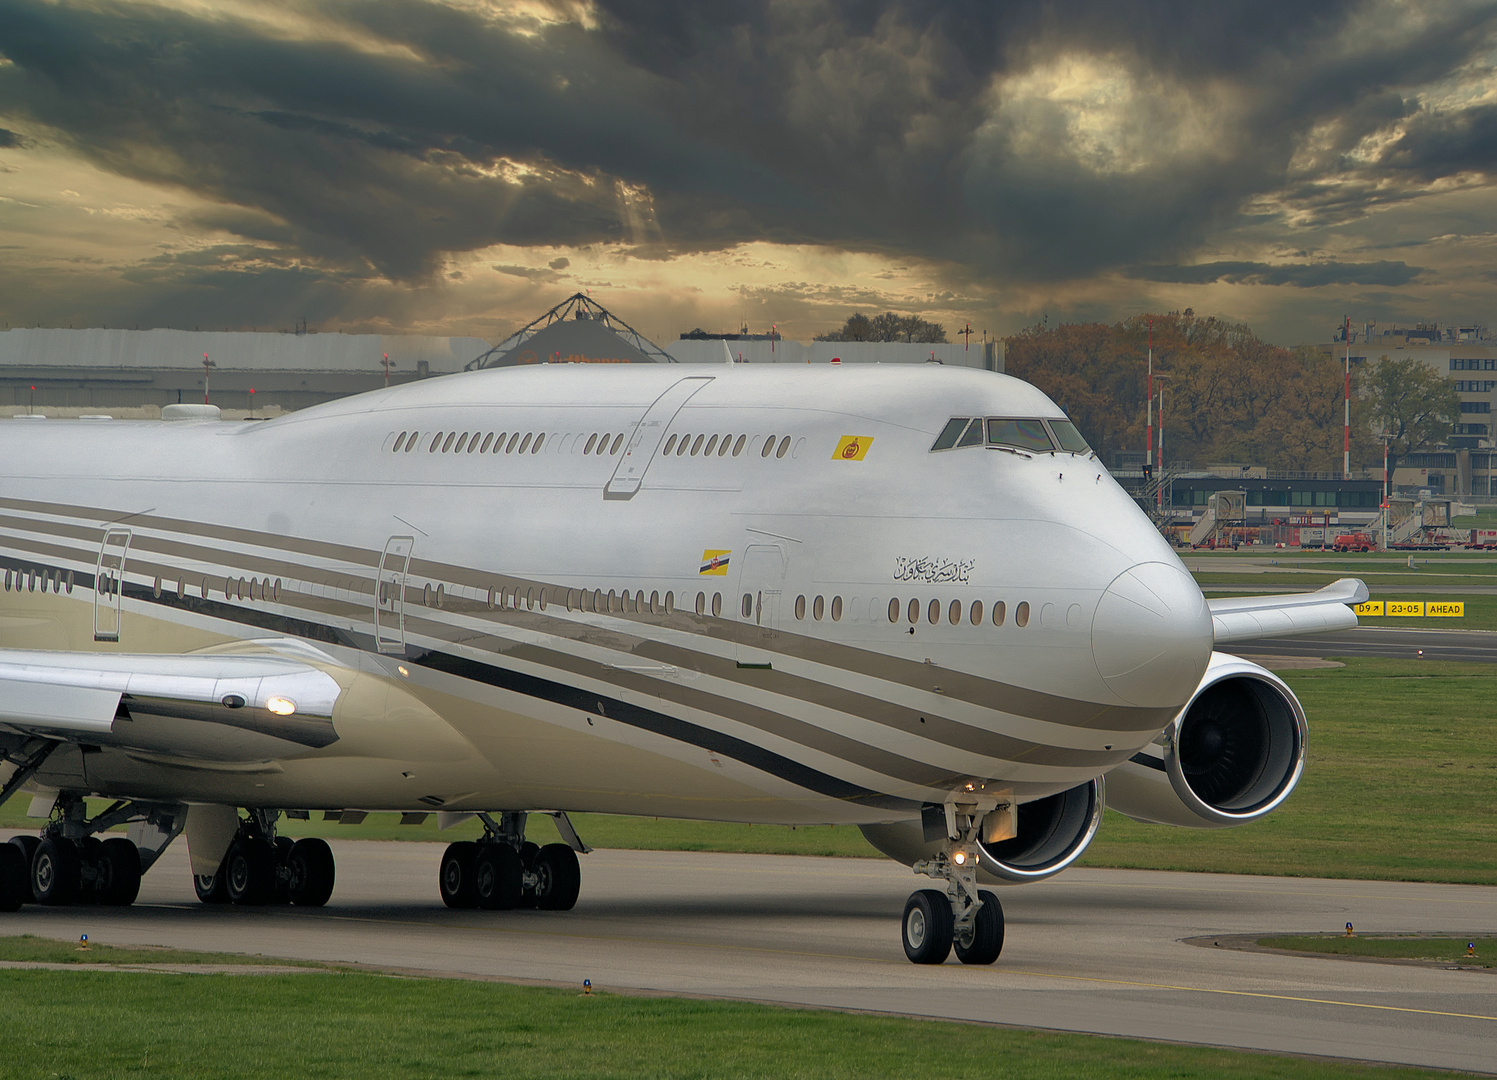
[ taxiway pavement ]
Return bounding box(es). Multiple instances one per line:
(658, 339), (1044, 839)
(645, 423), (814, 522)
(3, 838), (1495, 1073)
(1233, 625), (1497, 663)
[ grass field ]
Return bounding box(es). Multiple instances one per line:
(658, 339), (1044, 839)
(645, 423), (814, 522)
(0, 938), (1457, 1080)
(1256, 933), (1497, 967)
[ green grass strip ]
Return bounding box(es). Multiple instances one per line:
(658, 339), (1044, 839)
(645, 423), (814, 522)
(0, 934), (319, 967)
(1257, 934), (1497, 968)
(0, 958), (1458, 1080)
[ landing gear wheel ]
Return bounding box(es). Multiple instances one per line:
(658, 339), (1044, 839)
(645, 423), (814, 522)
(953, 890), (1004, 965)
(32, 837), (82, 906)
(194, 860), (231, 904)
(0, 843), (28, 911)
(439, 841), (479, 909)
(7, 836), (39, 903)
(533, 844), (581, 911)
(901, 889), (953, 964)
(287, 838), (336, 907)
(225, 836), (275, 905)
(98, 838), (142, 907)
(475, 844), (523, 910)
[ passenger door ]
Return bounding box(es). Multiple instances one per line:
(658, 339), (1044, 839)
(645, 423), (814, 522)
(735, 543), (787, 667)
(375, 536), (413, 655)
(93, 528), (131, 642)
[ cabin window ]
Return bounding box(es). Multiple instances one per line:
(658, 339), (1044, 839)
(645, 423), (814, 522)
(67, 571), (75, 595)
(610, 434), (625, 455)
(831, 596), (842, 621)
(992, 601), (1006, 626)
(733, 435), (747, 456)
(711, 593), (722, 617)
(795, 595), (806, 619)
(479, 433), (493, 453)
(740, 593), (752, 618)
(430, 432), (444, 453)
(532, 433), (545, 453)
(518, 433), (532, 454)
(585, 434), (598, 454)
(436, 584), (446, 608)
(691, 435), (705, 456)
(987, 419), (1054, 453)
(697, 592), (707, 616)
(813, 595), (824, 621)
(393, 432), (407, 452)
(492, 432), (507, 453)
(1015, 601), (1030, 627)
(663, 435), (677, 455)
(664, 591), (674, 614)
(762, 436), (776, 457)
(442, 433), (457, 453)
(454, 433), (469, 454)
(704, 435), (719, 456)
(907, 598), (920, 623)
(650, 590), (660, 613)
(677, 435), (690, 456)
(777, 436), (791, 458)
(888, 598), (900, 623)
(948, 599), (961, 625)
(970, 600), (983, 625)
(405, 433), (419, 453)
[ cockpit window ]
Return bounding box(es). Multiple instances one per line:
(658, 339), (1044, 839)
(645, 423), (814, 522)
(931, 417), (971, 451)
(1047, 419), (1091, 454)
(987, 418), (1054, 453)
(956, 418), (984, 447)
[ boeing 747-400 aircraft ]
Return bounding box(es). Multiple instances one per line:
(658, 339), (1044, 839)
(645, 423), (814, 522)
(0, 360), (1366, 963)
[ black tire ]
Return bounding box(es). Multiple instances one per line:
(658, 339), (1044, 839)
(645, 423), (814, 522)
(8, 836), (39, 903)
(0, 843), (28, 912)
(79, 837), (105, 905)
(287, 838), (336, 907)
(533, 844), (581, 911)
(98, 838), (142, 907)
(475, 844), (523, 910)
(193, 863), (231, 904)
(901, 889), (953, 964)
(225, 836), (275, 905)
(953, 891), (1004, 966)
(32, 836), (81, 906)
(439, 840), (479, 909)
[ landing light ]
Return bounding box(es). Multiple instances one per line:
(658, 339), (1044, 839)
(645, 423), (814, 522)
(952, 849), (968, 866)
(266, 696), (296, 716)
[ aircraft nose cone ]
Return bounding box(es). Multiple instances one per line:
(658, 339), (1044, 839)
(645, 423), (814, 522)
(1092, 561), (1212, 708)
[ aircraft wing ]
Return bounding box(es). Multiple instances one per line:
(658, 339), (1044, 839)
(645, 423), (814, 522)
(1208, 577), (1369, 644)
(0, 643), (344, 755)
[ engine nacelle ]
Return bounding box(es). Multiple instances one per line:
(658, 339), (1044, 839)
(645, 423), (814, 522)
(1106, 652), (1306, 829)
(860, 778), (1104, 885)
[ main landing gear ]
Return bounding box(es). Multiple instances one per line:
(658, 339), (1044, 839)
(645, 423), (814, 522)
(900, 800), (1007, 966)
(438, 811), (588, 912)
(0, 791), (187, 911)
(194, 811), (335, 907)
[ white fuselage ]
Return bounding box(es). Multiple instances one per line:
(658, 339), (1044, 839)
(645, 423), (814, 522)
(0, 363), (1212, 825)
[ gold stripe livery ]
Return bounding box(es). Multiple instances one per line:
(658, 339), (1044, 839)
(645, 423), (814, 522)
(700, 549), (731, 576)
(834, 436), (873, 461)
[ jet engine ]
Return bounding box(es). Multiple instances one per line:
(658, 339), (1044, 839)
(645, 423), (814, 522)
(1105, 652), (1306, 829)
(860, 778), (1104, 885)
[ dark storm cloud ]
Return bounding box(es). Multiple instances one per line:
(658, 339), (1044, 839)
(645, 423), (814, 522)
(0, 0), (1494, 298)
(1128, 260), (1424, 288)
(0, 126), (26, 147)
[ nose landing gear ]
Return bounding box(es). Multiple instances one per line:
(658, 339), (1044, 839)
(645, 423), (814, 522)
(901, 797), (1009, 965)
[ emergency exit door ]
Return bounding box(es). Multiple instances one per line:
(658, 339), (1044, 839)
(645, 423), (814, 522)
(376, 536), (413, 654)
(93, 528), (131, 642)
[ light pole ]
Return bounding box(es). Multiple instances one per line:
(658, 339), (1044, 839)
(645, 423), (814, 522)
(1145, 318), (1153, 481)
(1153, 374), (1170, 512)
(202, 353), (215, 405)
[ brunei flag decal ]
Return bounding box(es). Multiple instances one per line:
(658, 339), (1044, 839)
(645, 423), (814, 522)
(834, 436), (873, 461)
(700, 549), (731, 576)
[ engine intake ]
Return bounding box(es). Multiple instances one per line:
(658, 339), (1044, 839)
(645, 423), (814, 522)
(1106, 652), (1306, 828)
(860, 778), (1103, 886)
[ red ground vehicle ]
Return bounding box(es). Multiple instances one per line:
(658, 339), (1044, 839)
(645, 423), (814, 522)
(1331, 531), (1376, 552)
(1468, 529), (1497, 550)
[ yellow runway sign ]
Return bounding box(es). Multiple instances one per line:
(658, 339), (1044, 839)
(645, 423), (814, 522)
(1361, 600), (1466, 618)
